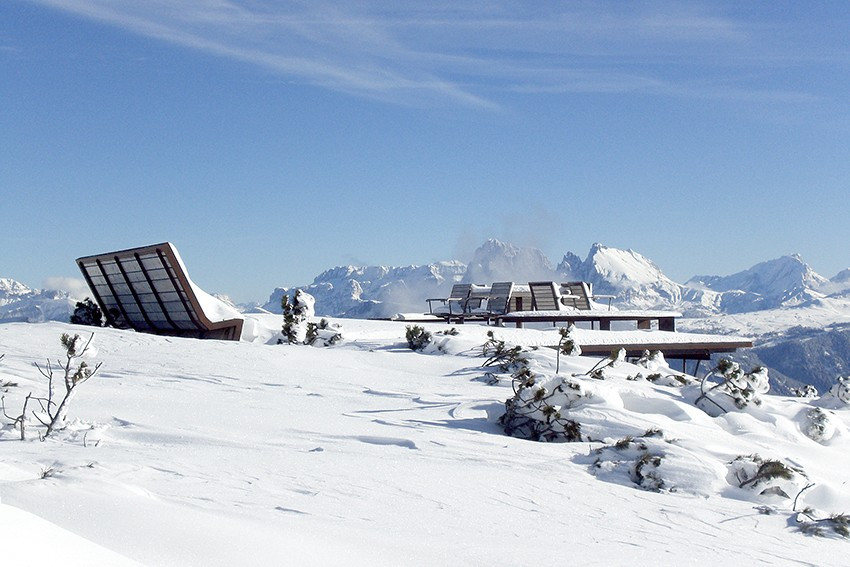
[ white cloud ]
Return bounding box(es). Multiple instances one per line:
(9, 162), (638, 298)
(43, 276), (90, 298)
(24, 0), (819, 107)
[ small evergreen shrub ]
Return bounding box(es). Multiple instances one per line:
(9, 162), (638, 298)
(695, 359), (770, 415)
(796, 510), (850, 539)
(825, 376), (850, 404)
(634, 452), (665, 492)
(405, 325), (432, 351)
(645, 372), (692, 387)
(582, 348), (626, 380)
(729, 454), (807, 500)
(481, 330), (526, 372)
(280, 290), (315, 344)
(590, 434), (668, 492)
(793, 384), (819, 399)
(305, 319), (343, 347)
(70, 298), (103, 327)
(500, 371), (593, 442)
(802, 407), (836, 443)
(555, 325), (580, 374)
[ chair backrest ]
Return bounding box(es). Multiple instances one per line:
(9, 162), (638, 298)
(529, 281), (562, 311)
(448, 283), (472, 300)
(76, 242), (244, 341)
(441, 283), (479, 314)
(486, 281), (515, 315)
(560, 281), (593, 310)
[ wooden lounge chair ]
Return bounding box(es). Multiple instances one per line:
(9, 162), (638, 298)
(482, 281), (515, 322)
(560, 281), (615, 310)
(558, 282), (591, 310)
(427, 283), (472, 317)
(529, 281), (576, 311)
(76, 242), (244, 341)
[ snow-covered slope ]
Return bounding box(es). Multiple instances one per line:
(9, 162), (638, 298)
(2, 320), (850, 564)
(686, 255), (829, 314)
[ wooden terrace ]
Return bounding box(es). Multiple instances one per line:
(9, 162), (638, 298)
(407, 279), (753, 362)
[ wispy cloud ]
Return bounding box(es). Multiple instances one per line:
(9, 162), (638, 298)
(23, 0), (827, 108)
(43, 276), (89, 297)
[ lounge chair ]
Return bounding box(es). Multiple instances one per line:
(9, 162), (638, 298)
(560, 281), (615, 310)
(76, 242), (244, 341)
(482, 281), (515, 322)
(529, 281), (575, 311)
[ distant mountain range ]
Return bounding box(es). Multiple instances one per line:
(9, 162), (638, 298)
(4, 239), (850, 393)
(258, 239), (850, 394)
(262, 239), (850, 320)
(0, 278), (76, 324)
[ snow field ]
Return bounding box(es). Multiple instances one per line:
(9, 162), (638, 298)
(1, 318), (849, 565)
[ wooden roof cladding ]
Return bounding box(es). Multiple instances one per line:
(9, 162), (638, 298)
(76, 242), (243, 341)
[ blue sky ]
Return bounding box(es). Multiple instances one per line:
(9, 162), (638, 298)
(3, 1), (850, 303)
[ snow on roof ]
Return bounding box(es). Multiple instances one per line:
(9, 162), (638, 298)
(168, 243), (243, 324)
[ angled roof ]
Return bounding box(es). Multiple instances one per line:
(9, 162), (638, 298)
(76, 242), (243, 341)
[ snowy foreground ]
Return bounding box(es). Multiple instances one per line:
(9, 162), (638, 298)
(1, 317), (849, 565)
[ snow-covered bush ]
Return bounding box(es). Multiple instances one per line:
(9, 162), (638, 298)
(793, 384), (819, 399)
(591, 434), (667, 491)
(626, 351), (691, 386)
(555, 325), (580, 374)
(70, 298), (104, 327)
(801, 407), (837, 443)
(695, 359), (770, 415)
(824, 376), (850, 405)
(728, 454), (808, 500)
(581, 348), (626, 380)
(280, 290), (315, 344)
(636, 349), (665, 371)
(305, 319), (343, 347)
(795, 509), (850, 539)
(645, 372), (692, 387)
(500, 372), (600, 442)
(405, 325), (432, 351)
(586, 432), (727, 495)
(482, 330), (527, 372)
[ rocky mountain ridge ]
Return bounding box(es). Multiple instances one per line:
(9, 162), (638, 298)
(261, 239), (850, 321)
(0, 278), (76, 323)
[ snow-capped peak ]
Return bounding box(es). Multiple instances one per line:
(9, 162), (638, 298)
(584, 244), (671, 287)
(0, 277), (76, 323)
(557, 243), (682, 309)
(0, 277), (33, 298)
(687, 254), (827, 307)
